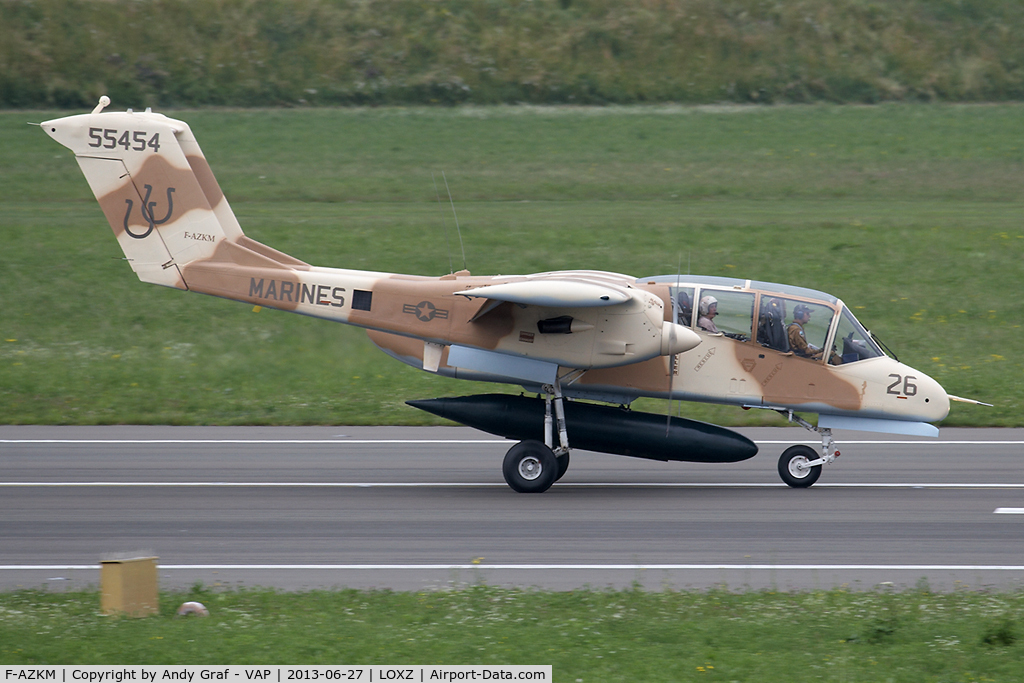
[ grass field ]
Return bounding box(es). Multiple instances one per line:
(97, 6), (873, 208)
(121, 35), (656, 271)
(2, 585), (1024, 680)
(1, 104), (1022, 426)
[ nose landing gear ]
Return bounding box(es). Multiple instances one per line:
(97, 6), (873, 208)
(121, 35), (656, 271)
(778, 445), (821, 487)
(775, 411), (841, 488)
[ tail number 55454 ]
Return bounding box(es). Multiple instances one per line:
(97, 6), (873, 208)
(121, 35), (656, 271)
(88, 128), (161, 153)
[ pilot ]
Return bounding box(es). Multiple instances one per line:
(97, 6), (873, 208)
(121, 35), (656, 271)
(788, 304), (822, 359)
(697, 295), (720, 333)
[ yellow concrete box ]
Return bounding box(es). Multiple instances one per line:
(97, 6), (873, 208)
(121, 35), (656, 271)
(100, 555), (159, 617)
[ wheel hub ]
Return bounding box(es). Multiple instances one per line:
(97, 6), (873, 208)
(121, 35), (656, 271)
(788, 456), (810, 478)
(518, 456), (543, 481)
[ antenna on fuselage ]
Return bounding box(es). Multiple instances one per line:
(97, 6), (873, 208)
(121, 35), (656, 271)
(431, 172), (455, 274)
(431, 171), (468, 274)
(443, 171), (468, 272)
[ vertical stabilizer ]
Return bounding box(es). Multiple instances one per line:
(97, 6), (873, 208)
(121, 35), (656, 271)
(42, 102), (276, 289)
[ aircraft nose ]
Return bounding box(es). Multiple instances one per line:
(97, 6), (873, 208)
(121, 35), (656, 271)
(905, 365), (950, 422)
(927, 375), (951, 422)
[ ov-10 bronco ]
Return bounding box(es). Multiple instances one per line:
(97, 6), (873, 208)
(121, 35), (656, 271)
(41, 99), (982, 493)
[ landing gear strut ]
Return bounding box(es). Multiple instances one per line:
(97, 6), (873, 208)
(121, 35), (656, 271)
(775, 411), (841, 488)
(501, 375), (577, 493)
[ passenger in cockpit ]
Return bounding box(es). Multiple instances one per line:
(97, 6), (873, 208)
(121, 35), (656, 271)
(698, 296), (720, 333)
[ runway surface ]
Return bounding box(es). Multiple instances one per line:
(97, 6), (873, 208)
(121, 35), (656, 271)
(1, 425), (1023, 592)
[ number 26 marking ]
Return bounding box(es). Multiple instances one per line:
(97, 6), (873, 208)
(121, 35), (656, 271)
(887, 373), (917, 397)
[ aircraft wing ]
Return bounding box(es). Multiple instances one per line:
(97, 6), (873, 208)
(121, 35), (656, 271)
(457, 279), (633, 307)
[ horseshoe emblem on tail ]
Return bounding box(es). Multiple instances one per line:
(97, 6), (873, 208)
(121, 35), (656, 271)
(123, 184), (176, 239)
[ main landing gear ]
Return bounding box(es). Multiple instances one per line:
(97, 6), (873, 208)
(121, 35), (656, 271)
(502, 441), (571, 493)
(775, 411), (840, 488)
(502, 378), (574, 493)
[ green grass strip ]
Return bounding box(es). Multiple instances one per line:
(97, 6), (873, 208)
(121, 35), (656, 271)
(1, 585), (1023, 680)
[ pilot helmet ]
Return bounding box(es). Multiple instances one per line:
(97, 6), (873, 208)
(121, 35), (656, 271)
(699, 295), (718, 316)
(794, 304), (811, 318)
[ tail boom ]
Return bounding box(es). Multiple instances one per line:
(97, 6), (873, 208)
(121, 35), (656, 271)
(44, 101), (697, 372)
(42, 105), (456, 339)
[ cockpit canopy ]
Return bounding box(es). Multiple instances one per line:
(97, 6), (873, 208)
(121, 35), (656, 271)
(642, 275), (884, 365)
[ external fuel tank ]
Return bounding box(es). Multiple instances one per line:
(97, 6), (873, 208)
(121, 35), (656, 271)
(407, 394), (758, 463)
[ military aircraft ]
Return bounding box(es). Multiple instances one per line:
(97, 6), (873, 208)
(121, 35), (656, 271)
(41, 99), (980, 493)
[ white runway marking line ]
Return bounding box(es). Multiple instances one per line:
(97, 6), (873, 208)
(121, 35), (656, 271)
(3, 482), (1024, 489)
(2, 438), (1024, 446)
(994, 508), (1024, 514)
(0, 439), (507, 445)
(4, 563), (1024, 571)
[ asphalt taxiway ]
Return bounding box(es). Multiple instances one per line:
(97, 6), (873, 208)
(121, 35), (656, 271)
(1, 425), (1022, 591)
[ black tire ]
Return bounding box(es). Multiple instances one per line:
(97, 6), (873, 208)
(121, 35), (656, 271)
(778, 445), (821, 488)
(555, 452), (570, 481)
(503, 441), (558, 493)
